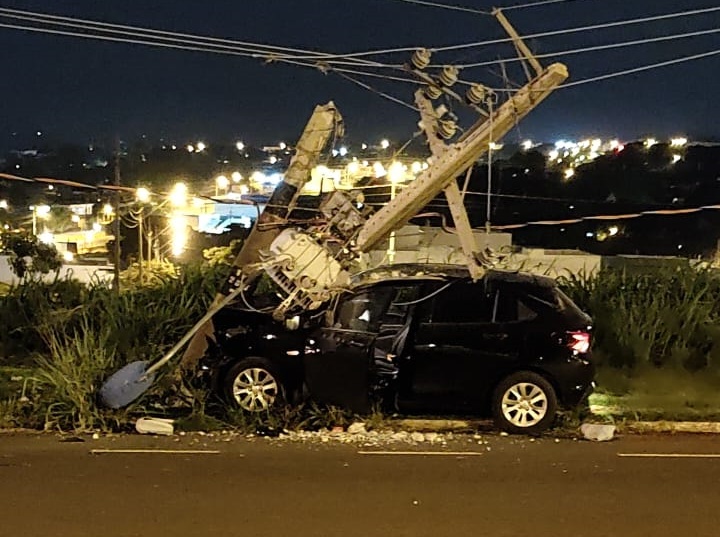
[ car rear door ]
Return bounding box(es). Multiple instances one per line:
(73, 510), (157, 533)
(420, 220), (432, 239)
(400, 279), (522, 411)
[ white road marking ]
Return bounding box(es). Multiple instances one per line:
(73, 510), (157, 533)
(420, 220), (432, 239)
(618, 453), (720, 459)
(358, 451), (484, 456)
(90, 449), (224, 455)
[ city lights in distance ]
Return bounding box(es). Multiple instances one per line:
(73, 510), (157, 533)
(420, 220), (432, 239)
(380, 139), (390, 150)
(236, 141), (245, 151)
(644, 138), (658, 148)
(670, 137), (688, 148)
(522, 140), (534, 151)
(196, 142), (206, 152)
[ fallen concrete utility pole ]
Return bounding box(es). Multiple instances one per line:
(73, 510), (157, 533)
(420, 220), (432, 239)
(178, 102), (343, 370)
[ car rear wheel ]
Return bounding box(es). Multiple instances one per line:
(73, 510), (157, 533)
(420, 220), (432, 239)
(224, 358), (283, 412)
(492, 371), (558, 435)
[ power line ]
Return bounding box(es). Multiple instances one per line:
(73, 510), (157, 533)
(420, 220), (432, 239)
(282, 5), (720, 60)
(388, 0), (491, 15)
(0, 20), (421, 89)
(451, 26), (720, 68)
(499, 0), (585, 11)
(562, 47), (720, 88)
(0, 6), (388, 69)
(491, 204), (720, 231)
(10, 3), (716, 68)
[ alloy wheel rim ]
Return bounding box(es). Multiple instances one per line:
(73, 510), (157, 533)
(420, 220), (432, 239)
(232, 367), (278, 411)
(501, 382), (548, 428)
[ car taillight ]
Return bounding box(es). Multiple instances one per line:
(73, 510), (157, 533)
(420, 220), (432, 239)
(567, 331), (590, 354)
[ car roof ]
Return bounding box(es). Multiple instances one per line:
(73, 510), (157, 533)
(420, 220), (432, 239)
(349, 263), (556, 290)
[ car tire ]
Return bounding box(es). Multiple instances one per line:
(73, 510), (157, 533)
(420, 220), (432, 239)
(492, 371), (558, 435)
(224, 358), (284, 412)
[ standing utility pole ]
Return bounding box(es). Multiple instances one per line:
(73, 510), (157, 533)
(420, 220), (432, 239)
(113, 142), (121, 293)
(138, 207), (144, 284)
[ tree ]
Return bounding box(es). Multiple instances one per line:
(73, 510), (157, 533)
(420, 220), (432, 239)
(1, 231), (62, 280)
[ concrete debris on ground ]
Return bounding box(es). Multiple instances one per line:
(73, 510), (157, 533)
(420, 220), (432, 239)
(580, 423), (616, 442)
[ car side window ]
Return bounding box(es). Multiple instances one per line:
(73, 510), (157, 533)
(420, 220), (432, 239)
(494, 284), (537, 323)
(430, 281), (494, 323)
(335, 286), (395, 332)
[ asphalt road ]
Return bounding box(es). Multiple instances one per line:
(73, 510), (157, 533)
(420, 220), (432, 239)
(1, 431), (720, 537)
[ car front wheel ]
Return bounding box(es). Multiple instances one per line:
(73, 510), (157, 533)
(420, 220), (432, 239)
(492, 371), (558, 435)
(224, 358), (283, 412)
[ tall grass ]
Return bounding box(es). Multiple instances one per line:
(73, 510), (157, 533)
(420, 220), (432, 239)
(2, 262), (227, 431)
(559, 265), (720, 371)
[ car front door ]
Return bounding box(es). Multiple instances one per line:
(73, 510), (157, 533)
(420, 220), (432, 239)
(303, 286), (395, 413)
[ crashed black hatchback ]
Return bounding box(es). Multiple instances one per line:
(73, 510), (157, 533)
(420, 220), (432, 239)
(200, 265), (595, 434)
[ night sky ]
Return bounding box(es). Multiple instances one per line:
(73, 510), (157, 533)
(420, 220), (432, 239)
(0, 0), (718, 151)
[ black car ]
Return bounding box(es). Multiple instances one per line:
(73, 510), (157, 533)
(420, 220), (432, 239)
(200, 264), (595, 434)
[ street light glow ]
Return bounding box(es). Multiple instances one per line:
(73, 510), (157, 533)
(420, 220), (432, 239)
(231, 171), (243, 183)
(136, 187), (151, 203)
(170, 214), (187, 257)
(388, 161), (405, 184)
(236, 141), (245, 151)
(380, 139), (390, 150)
(35, 204), (51, 217)
(373, 162), (386, 178)
(170, 182), (188, 207)
(216, 175), (229, 189)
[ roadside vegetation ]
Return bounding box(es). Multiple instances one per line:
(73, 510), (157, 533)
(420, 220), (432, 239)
(558, 265), (720, 421)
(3, 254), (720, 432)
